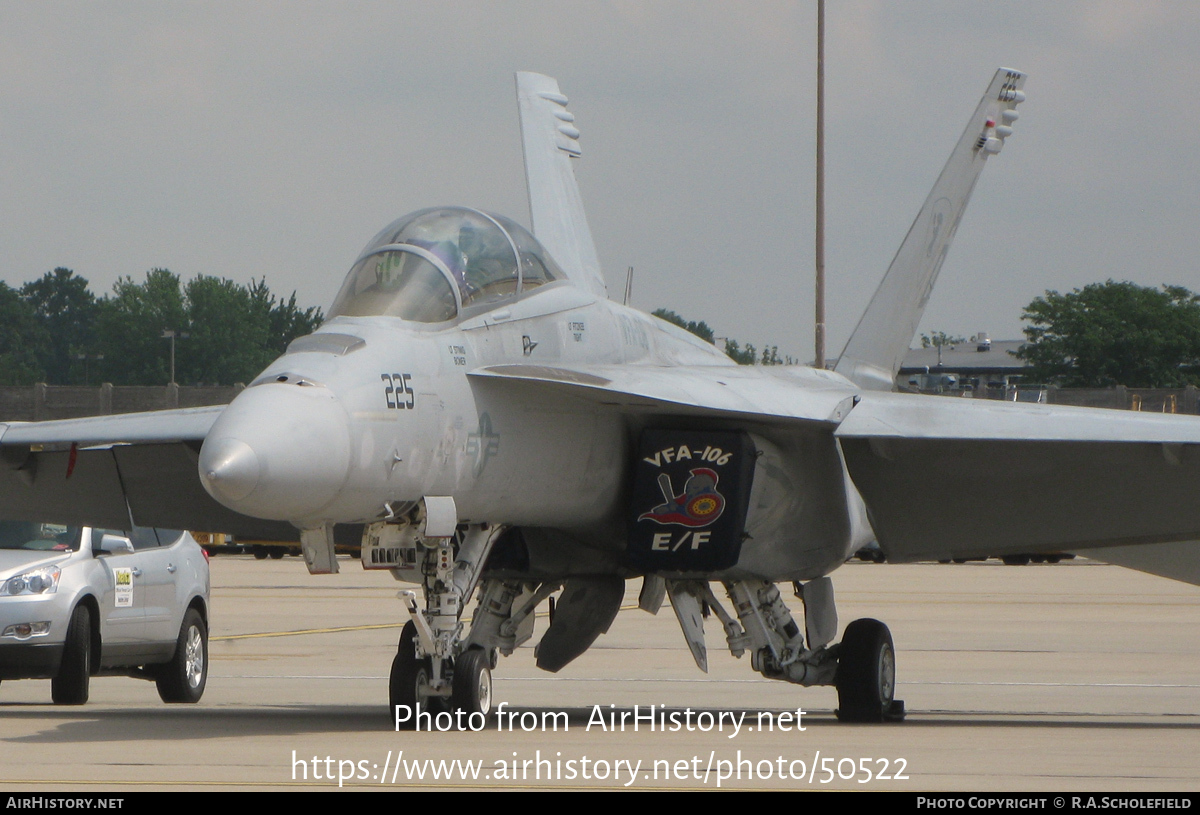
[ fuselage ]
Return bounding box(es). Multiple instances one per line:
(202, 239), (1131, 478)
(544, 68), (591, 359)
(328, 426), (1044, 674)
(198, 207), (874, 582)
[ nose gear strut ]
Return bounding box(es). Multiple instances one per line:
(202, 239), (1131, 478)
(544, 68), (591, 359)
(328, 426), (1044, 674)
(372, 498), (511, 726)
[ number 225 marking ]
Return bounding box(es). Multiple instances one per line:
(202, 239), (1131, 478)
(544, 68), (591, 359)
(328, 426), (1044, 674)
(381, 373), (414, 409)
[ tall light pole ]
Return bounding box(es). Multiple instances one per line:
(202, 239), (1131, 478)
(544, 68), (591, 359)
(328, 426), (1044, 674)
(814, 0), (826, 369)
(161, 329), (189, 385)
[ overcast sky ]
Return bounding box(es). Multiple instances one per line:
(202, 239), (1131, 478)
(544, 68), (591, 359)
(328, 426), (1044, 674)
(2, 1), (1198, 361)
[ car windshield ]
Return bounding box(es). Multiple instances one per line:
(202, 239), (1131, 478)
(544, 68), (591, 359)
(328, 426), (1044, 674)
(0, 522), (82, 552)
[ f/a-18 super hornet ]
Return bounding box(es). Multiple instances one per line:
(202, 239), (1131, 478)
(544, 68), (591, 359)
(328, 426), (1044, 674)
(7, 69), (1200, 724)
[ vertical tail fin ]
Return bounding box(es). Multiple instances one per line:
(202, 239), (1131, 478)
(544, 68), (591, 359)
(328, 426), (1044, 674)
(835, 68), (1026, 391)
(515, 72), (608, 298)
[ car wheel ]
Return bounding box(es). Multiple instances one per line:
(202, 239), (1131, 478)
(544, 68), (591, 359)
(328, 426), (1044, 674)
(156, 608), (207, 703)
(52, 605), (91, 705)
(390, 622), (441, 727)
(835, 618), (895, 723)
(452, 647), (492, 718)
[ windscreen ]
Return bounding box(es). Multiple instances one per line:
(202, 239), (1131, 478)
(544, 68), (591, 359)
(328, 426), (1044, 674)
(0, 522), (82, 551)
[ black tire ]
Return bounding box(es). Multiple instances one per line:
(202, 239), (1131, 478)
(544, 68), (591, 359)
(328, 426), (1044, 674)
(156, 608), (207, 703)
(52, 605), (91, 705)
(253, 546), (268, 560)
(269, 548), (285, 560)
(835, 618), (895, 723)
(452, 648), (492, 718)
(390, 621), (441, 727)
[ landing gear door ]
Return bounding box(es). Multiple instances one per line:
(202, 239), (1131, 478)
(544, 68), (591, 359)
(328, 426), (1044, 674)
(626, 429), (756, 572)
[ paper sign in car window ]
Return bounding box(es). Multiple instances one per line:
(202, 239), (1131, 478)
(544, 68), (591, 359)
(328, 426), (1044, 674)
(114, 567), (134, 608)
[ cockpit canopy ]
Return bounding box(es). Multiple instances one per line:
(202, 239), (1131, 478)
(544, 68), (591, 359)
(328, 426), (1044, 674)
(328, 207), (564, 323)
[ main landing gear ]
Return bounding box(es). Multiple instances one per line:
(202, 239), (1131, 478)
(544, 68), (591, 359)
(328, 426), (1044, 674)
(662, 577), (904, 723)
(834, 618), (902, 723)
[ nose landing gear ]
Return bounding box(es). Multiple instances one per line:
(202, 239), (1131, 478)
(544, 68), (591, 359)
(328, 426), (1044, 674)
(377, 502), (507, 728)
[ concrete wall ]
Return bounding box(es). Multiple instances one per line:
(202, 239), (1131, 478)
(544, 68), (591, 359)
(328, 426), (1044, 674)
(0, 384), (243, 421)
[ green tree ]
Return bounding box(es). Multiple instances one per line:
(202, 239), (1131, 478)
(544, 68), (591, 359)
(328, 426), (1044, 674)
(724, 339), (757, 366)
(20, 268), (99, 384)
(919, 331), (966, 350)
(183, 275), (275, 385)
(919, 331), (966, 367)
(0, 283), (47, 384)
(95, 269), (188, 385)
(651, 307), (798, 366)
(1015, 280), (1200, 387)
(651, 308), (715, 344)
(92, 270), (326, 385)
(760, 345), (783, 366)
(249, 278), (324, 355)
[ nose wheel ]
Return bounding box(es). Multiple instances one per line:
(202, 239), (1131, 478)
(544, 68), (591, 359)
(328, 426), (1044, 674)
(452, 647), (492, 717)
(390, 621), (445, 724)
(390, 622), (494, 726)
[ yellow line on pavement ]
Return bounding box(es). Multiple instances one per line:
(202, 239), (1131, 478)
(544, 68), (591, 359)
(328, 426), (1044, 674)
(212, 623), (402, 641)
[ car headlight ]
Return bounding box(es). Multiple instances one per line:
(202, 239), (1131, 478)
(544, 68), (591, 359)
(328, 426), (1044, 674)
(0, 564), (62, 596)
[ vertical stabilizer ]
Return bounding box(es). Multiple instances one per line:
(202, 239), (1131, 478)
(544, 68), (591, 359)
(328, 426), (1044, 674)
(835, 69), (1026, 391)
(515, 72), (608, 298)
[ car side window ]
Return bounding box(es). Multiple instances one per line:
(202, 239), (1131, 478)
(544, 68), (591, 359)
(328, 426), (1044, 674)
(128, 527), (163, 551)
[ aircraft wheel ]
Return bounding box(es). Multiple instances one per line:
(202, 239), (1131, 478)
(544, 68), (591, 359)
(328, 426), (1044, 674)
(52, 605), (91, 705)
(835, 618), (895, 723)
(157, 609), (208, 703)
(391, 622), (443, 726)
(452, 647), (492, 718)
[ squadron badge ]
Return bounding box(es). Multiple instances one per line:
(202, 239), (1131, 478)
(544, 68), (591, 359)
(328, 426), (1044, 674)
(626, 429), (756, 572)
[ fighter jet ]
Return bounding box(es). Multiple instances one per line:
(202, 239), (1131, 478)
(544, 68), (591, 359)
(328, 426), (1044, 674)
(6, 69), (1200, 723)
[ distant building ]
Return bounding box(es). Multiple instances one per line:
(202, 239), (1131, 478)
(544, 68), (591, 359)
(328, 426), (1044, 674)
(897, 333), (1028, 396)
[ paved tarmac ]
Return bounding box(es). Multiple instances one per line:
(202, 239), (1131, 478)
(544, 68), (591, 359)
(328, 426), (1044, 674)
(1, 555), (1198, 791)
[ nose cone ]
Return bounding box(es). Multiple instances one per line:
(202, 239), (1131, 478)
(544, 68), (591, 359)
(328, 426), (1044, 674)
(200, 438), (261, 503)
(199, 384), (351, 522)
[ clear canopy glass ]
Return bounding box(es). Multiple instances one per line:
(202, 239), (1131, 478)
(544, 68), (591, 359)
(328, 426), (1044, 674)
(328, 207), (564, 323)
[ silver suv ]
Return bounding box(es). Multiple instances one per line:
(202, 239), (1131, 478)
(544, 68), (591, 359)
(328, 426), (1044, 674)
(0, 523), (210, 704)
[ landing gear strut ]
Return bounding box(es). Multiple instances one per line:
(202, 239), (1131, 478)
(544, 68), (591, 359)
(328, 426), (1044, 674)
(389, 620), (443, 716)
(663, 577), (904, 723)
(372, 498), (509, 727)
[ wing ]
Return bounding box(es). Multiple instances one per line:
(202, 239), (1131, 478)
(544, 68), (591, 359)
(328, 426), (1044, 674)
(1071, 541), (1200, 587)
(836, 393), (1200, 563)
(515, 72), (607, 298)
(0, 407), (298, 539)
(835, 69), (1026, 391)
